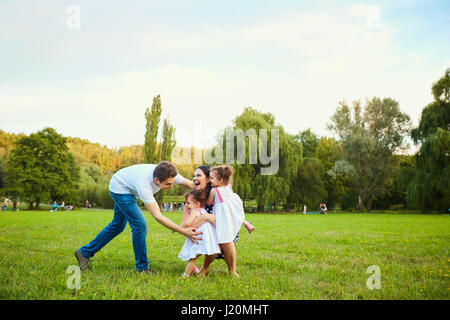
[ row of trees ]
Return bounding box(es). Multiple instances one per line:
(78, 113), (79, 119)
(0, 95), (179, 209)
(205, 70), (449, 212)
(1, 70), (448, 212)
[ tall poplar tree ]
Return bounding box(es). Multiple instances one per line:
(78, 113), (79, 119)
(144, 95), (162, 164)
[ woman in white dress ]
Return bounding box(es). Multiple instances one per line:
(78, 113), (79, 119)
(178, 189), (220, 278)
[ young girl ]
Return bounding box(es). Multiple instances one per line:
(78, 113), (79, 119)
(178, 189), (220, 278)
(206, 165), (245, 277)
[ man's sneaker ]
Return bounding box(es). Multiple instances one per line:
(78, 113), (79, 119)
(74, 249), (90, 270)
(139, 269), (155, 276)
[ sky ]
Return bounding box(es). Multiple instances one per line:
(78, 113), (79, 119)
(0, 0), (449, 150)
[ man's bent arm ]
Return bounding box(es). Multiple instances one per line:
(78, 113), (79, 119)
(180, 178), (194, 189)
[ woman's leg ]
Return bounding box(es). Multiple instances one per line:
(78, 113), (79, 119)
(221, 242), (239, 277)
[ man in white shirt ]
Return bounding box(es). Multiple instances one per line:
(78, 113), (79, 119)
(75, 161), (201, 275)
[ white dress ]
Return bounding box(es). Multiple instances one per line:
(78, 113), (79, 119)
(178, 208), (220, 261)
(213, 186), (245, 244)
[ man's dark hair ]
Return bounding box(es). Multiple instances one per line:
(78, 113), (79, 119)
(153, 161), (178, 182)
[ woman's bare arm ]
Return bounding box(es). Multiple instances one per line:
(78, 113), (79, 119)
(192, 214), (215, 228)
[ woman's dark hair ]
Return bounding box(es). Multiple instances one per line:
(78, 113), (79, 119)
(196, 165), (212, 194)
(195, 165), (213, 213)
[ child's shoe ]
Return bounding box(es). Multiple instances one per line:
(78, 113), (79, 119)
(193, 265), (200, 276)
(244, 221), (255, 233)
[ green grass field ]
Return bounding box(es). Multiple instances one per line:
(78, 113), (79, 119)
(0, 209), (449, 300)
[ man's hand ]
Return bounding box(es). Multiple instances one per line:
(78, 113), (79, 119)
(145, 202), (202, 242)
(182, 227), (202, 244)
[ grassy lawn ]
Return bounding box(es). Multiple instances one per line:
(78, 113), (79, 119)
(0, 209), (449, 300)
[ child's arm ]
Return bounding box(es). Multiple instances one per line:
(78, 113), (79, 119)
(144, 202), (201, 244)
(181, 205), (191, 226)
(172, 206), (198, 232)
(192, 214), (215, 228)
(206, 188), (216, 205)
(180, 209), (198, 228)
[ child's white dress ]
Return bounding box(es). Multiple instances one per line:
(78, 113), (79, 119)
(178, 207), (220, 261)
(213, 186), (245, 244)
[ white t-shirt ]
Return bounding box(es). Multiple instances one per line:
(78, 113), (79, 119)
(109, 164), (185, 204)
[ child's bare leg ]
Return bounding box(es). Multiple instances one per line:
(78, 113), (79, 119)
(221, 242), (239, 277)
(183, 257), (198, 277)
(199, 253), (217, 276)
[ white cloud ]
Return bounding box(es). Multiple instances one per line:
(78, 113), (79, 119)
(0, 3), (445, 151)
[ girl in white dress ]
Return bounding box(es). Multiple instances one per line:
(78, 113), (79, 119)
(178, 189), (220, 278)
(207, 165), (245, 277)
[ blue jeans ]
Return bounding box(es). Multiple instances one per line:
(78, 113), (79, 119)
(80, 191), (148, 271)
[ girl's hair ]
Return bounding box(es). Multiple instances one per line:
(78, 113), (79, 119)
(184, 189), (208, 207)
(211, 165), (233, 184)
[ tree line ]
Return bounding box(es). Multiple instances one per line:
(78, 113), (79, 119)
(0, 70), (448, 212)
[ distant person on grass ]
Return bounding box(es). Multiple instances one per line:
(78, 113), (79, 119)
(320, 203), (327, 215)
(51, 201), (58, 212)
(75, 161), (201, 276)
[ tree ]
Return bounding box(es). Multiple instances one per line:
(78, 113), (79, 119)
(0, 130), (25, 160)
(156, 117), (177, 203)
(144, 95), (162, 163)
(143, 95), (177, 203)
(159, 118), (176, 161)
(295, 128), (319, 158)
(328, 97), (411, 212)
(212, 107), (302, 212)
(4, 128), (80, 209)
(317, 136), (351, 209)
(408, 69), (450, 211)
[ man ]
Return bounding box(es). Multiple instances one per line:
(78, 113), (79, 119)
(75, 161), (201, 275)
